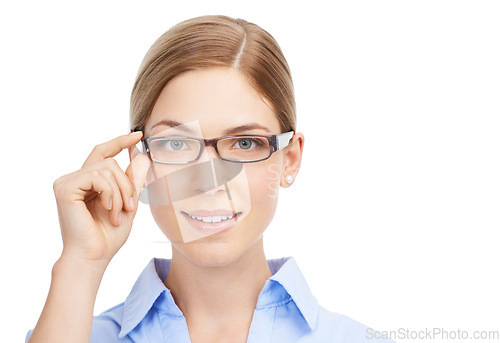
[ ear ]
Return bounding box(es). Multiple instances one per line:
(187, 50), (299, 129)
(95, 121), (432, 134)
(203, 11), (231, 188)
(280, 132), (305, 188)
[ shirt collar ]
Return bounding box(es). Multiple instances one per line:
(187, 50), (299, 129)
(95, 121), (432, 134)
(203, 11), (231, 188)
(118, 256), (319, 338)
(118, 258), (170, 338)
(265, 256), (319, 330)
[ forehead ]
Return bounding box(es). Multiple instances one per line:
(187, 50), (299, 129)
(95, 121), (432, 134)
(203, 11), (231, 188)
(146, 67), (280, 137)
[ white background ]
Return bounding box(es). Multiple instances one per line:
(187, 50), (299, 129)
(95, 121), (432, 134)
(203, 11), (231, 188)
(1, 1), (499, 342)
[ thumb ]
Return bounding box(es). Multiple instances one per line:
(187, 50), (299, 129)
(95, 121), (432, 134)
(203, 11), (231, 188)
(126, 145), (151, 199)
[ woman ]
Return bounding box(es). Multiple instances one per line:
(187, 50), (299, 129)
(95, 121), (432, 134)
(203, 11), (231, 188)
(26, 15), (393, 343)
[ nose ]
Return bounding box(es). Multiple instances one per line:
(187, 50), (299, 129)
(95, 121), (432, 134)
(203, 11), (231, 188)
(165, 159), (221, 201)
(193, 145), (223, 195)
(199, 144), (221, 162)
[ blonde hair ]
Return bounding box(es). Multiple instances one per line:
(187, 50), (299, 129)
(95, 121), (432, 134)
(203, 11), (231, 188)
(130, 15), (296, 134)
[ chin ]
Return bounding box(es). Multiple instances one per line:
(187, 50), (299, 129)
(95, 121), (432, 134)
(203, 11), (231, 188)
(174, 240), (247, 268)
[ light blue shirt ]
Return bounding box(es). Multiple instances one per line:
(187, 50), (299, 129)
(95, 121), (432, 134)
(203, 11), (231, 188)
(26, 256), (395, 342)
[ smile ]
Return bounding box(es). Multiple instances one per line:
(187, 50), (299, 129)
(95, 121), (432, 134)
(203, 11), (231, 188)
(180, 210), (243, 232)
(185, 213), (235, 223)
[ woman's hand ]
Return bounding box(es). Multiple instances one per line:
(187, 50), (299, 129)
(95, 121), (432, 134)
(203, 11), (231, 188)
(52, 131), (150, 269)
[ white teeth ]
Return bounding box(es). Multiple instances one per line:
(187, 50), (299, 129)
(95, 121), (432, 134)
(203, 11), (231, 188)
(187, 213), (235, 223)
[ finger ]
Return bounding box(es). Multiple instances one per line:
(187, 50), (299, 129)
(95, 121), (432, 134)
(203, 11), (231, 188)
(82, 131), (143, 168)
(101, 158), (136, 212)
(96, 169), (123, 227)
(126, 145), (151, 200)
(71, 169), (114, 214)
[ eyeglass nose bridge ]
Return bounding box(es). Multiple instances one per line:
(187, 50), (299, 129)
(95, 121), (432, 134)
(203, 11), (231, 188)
(195, 137), (223, 161)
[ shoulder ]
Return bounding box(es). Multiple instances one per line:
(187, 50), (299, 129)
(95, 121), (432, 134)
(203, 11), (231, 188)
(89, 302), (126, 340)
(314, 305), (396, 343)
(25, 302), (133, 343)
(268, 256), (395, 342)
(89, 302), (138, 342)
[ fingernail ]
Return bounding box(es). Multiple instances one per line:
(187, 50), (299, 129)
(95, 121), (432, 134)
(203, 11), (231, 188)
(109, 198), (113, 211)
(129, 131), (142, 136)
(129, 197), (135, 210)
(118, 212), (122, 225)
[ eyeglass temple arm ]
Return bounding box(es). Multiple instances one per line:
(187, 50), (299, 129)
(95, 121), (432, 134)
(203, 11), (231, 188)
(275, 131), (294, 151)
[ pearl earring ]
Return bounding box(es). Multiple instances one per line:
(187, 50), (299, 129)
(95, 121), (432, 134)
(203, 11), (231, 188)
(285, 175), (294, 184)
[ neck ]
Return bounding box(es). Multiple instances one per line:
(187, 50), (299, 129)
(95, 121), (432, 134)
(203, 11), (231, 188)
(164, 237), (272, 328)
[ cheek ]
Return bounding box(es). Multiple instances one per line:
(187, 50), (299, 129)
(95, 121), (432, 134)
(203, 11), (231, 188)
(150, 204), (184, 243)
(145, 164), (189, 242)
(237, 161), (281, 235)
(245, 160), (282, 200)
(242, 160), (282, 227)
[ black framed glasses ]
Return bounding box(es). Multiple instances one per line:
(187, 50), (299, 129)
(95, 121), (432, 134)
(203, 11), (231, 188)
(132, 129), (295, 164)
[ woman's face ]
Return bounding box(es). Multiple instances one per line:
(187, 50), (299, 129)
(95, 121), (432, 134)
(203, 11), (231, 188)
(141, 67), (298, 267)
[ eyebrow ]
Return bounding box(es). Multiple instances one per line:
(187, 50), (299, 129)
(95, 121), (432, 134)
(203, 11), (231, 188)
(150, 120), (195, 134)
(150, 119), (272, 136)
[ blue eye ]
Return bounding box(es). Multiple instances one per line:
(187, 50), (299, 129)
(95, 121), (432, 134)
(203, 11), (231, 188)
(238, 138), (252, 149)
(165, 139), (189, 150)
(233, 138), (265, 150)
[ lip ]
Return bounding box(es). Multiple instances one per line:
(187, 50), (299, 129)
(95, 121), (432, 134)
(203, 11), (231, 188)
(183, 209), (238, 217)
(181, 210), (242, 235)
